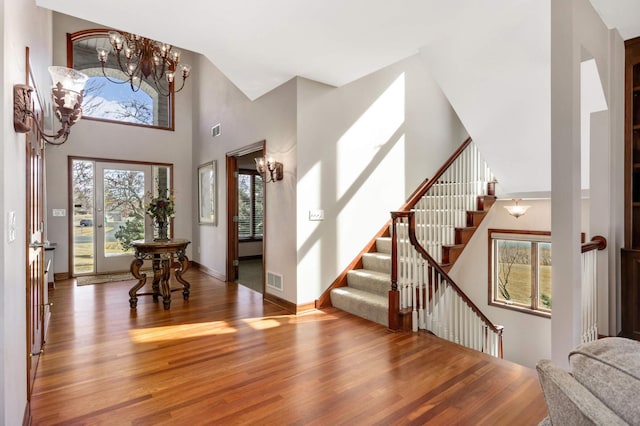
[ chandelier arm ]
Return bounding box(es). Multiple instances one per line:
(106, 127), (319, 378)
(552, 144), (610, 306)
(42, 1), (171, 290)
(100, 64), (131, 85)
(148, 71), (172, 97)
(129, 78), (143, 93)
(173, 78), (187, 94)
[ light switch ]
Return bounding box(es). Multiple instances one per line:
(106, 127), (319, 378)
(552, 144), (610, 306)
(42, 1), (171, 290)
(52, 209), (66, 217)
(309, 209), (324, 221)
(8, 211), (16, 242)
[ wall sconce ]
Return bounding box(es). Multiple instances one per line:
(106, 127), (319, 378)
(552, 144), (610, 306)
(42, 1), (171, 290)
(14, 66), (88, 145)
(504, 198), (530, 218)
(255, 156), (283, 183)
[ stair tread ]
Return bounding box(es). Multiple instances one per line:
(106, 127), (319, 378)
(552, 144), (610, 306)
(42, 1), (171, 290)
(442, 243), (465, 249)
(347, 269), (390, 280)
(331, 286), (387, 303)
(363, 252), (391, 260)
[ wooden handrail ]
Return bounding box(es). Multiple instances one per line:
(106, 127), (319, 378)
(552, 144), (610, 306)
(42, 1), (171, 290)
(403, 211), (503, 335)
(581, 235), (607, 253)
(400, 136), (473, 210)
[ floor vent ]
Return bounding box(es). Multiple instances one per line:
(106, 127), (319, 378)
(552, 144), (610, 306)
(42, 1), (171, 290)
(266, 271), (283, 291)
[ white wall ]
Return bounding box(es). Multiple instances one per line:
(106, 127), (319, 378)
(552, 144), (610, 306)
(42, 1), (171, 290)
(46, 13), (194, 275)
(239, 241), (262, 258)
(296, 54), (467, 304)
(191, 54), (297, 301)
(419, 0), (551, 195)
(550, 0), (624, 366)
(1, 1), (52, 422)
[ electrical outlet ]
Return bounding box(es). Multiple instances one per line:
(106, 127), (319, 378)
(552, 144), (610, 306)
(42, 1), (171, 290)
(309, 209), (324, 221)
(52, 209), (66, 217)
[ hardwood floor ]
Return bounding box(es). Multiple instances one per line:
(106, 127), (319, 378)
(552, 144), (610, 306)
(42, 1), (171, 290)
(30, 270), (548, 425)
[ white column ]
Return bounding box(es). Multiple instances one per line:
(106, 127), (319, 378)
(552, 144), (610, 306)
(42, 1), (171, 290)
(551, 0), (582, 368)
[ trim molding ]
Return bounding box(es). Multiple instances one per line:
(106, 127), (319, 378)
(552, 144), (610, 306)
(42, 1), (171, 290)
(191, 261), (226, 281)
(264, 293), (315, 314)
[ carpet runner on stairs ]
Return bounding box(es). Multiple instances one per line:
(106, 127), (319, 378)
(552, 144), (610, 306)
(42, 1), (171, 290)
(330, 236), (391, 327)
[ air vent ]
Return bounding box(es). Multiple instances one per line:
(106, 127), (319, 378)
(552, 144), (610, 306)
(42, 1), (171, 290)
(211, 124), (221, 137)
(266, 271), (283, 291)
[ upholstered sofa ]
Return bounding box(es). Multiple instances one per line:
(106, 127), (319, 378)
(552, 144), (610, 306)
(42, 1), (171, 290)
(536, 337), (640, 425)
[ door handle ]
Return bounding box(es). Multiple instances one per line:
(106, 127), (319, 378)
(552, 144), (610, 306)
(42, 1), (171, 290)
(97, 224), (103, 228)
(30, 241), (45, 248)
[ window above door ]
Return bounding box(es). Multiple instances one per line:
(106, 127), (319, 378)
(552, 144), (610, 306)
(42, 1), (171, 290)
(67, 29), (174, 130)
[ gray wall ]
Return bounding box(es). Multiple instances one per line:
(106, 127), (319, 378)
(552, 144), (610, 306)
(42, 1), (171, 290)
(191, 54), (297, 301)
(296, 54), (467, 303)
(1, 1), (53, 423)
(46, 13), (194, 276)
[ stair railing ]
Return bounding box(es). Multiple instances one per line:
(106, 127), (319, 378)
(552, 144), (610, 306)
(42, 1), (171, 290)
(400, 137), (494, 263)
(391, 211), (503, 357)
(580, 236), (607, 343)
(388, 137), (502, 357)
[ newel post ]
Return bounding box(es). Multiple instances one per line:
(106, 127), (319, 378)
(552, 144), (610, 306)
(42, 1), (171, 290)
(388, 212), (400, 331)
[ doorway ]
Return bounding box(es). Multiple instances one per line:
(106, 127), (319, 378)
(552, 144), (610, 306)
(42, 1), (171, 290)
(226, 141), (265, 293)
(70, 158), (172, 275)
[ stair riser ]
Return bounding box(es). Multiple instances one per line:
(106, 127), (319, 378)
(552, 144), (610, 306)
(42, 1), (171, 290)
(376, 237), (392, 254)
(455, 228), (476, 245)
(362, 253), (391, 273)
(346, 271), (390, 296)
(330, 288), (388, 327)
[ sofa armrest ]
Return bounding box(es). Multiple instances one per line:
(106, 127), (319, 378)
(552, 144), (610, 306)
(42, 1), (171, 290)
(536, 359), (626, 425)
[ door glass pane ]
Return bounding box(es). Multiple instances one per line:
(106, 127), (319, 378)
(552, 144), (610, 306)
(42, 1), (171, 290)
(103, 169), (145, 256)
(238, 174), (252, 239)
(152, 165), (172, 239)
(72, 160), (95, 274)
(496, 240), (532, 306)
(538, 242), (552, 309)
(254, 175), (264, 237)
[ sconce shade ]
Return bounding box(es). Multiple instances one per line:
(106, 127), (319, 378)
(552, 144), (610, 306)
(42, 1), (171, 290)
(48, 66), (89, 94)
(255, 156), (283, 183)
(504, 199), (530, 218)
(14, 66), (88, 145)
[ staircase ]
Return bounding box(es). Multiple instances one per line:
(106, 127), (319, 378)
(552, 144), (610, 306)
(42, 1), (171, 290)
(330, 235), (392, 327)
(323, 138), (498, 339)
(328, 181), (495, 328)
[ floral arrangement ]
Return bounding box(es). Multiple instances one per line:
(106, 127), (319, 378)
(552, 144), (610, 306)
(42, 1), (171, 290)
(145, 189), (175, 224)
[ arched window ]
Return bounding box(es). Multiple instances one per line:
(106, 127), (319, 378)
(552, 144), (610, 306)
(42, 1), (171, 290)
(67, 29), (174, 130)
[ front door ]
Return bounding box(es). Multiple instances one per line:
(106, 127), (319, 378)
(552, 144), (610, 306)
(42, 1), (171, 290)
(71, 159), (159, 275)
(95, 162), (152, 273)
(25, 47), (48, 398)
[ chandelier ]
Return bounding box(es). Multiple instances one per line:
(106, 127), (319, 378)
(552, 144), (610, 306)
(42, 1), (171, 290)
(96, 31), (191, 97)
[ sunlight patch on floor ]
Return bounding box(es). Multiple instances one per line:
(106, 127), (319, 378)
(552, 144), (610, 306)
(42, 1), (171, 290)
(129, 321), (237, 342)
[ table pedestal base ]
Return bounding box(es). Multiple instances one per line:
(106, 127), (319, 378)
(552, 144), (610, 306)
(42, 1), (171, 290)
(129, 239), (191, 310)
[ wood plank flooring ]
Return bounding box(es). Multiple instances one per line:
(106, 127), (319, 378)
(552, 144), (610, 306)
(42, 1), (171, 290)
(30, 270), (548, 425)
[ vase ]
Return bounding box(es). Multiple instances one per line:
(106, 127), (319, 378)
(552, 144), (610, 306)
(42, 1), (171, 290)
(155, 220), (169, 241)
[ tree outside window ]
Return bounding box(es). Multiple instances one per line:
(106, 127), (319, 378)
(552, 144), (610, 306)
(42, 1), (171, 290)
(238, 171), (263, 240)
(489, 229), (552, 316)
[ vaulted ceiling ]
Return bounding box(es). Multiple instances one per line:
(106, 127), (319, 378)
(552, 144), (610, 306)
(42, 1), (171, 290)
(36, 0), (639, 101)
(35, 0), (640, 194)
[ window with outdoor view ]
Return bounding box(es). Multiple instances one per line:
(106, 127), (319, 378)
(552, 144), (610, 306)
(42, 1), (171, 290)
(68, 30), (173, 130)
(489, 229), (552, 316)
(238, 171), (263, 240)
